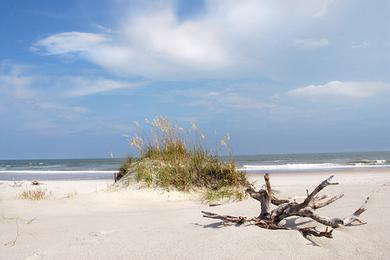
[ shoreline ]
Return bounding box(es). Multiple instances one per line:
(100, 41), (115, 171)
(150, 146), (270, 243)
(1, 166), (390, 181)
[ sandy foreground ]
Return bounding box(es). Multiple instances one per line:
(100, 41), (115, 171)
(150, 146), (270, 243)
(1, 169), (390, 260)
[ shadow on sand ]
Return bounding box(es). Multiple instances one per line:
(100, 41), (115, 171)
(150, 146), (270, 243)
(194, 216), (327, 246)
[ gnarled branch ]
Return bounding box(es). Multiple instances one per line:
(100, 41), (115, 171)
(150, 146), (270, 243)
(202, 174), (369, 240)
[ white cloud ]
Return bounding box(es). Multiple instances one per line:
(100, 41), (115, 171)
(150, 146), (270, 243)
(34, 102), (89, 121)
(171, 85), (275, 113)
(287, 81), (388, 99)
(64, 77), (143, 97)
(189, 91), (272, 111)
(33, 32), (107, 55)
(0, 62), (142, 98)
(0, 62), (143, 133)
(171, 80), (390, 121)
(0, 64), (89, 133)
(0, 64), (36, 99)
(32, 0), (337, 79)
(352, 41), (371, 49)
(293, 38), (330, 50)
(313, 0), (337, 18)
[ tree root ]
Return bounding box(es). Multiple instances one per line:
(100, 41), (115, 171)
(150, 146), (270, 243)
(202, 174), (369, 239)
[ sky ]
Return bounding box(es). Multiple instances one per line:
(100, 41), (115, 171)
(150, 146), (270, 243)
(0, 0), (389, 159)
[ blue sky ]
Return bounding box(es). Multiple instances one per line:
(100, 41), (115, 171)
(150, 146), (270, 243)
(0, 0), (389, 159)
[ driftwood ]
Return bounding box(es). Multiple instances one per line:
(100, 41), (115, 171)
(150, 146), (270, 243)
(31, 180), (41, 186)
(202, 174), (369, 239)
(8, 181), (22, 188)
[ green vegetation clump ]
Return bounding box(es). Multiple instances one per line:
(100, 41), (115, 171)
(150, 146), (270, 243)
(116, 156), (134, 181)
(118, 117), (249, 202)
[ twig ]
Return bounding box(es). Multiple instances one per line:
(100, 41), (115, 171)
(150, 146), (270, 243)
(9, 181), (22, 188)
(4, 219), (20, 247)
(2, 216), (37, 246)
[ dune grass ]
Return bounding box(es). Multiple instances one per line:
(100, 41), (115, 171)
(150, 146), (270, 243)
(119, 117), (249, 202)
(19, 188), (47, 200)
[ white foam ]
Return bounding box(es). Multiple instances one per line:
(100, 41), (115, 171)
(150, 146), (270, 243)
(0, 170), (117, 174)
(239, 162), (389, 171)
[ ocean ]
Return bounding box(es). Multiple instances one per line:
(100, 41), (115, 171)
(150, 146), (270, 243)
(1, 151), (390, 181)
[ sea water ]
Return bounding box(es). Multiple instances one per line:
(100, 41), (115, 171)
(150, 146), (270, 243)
(0, 158), (121, 181)
(1, 151), (389, 181)
(235, 151), (390, 173)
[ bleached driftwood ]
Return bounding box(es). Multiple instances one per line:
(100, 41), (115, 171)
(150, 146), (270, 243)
(202, 174), (369, 239)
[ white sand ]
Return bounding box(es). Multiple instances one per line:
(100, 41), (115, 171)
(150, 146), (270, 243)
(1, 169), (390, 259)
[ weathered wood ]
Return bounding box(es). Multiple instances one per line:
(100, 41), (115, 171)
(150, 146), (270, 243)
(246, 173), (290, 219)
(264, 173), (272, 196)
(301, 175), (338, 209)
(264, 173), (290, 205)
(295, 207), (344, 228)
(202, 174), (369, 240)
(312, 194), (344, 209)
(201, 211), (248, 225)
(245, 187), (271, 219)
(201, 211), (333, 238)
(343, 196), (369, 226)
(298, 226), (333, 238)
(270, 175), (350, 226)
(31, 180), (41, 186)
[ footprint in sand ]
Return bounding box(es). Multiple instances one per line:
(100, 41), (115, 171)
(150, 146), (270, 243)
(79, 230), (116, 245)
(23, 252), (44, 260)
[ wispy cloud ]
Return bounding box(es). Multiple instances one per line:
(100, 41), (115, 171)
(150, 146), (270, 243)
(36, 103), (88, 118)
(0, 62), (144, 134)
(287, 81), (388, 99)
(186, 90), (272, 112)
(0, 63), (37, 99)
(63, 77), (143, 97)
(1, 61), (142, 98)
(32, 32), (107, 55)
(352, 41), (371, 49)
(32, 1), (338, 79)
(293, 38), (330, 50)
(171, 80), (390, 122)
(170, 84), (276, 113)
(313, 0), (337, 18)
(0, 63), (87, 115)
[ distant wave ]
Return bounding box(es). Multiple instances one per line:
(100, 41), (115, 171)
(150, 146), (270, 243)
(349, 159), (388, 165)
(239, 161), (390, 171)
(0, 170), (117, 174)
(0, 164), (67, 170)
(1, 158), (389, 175)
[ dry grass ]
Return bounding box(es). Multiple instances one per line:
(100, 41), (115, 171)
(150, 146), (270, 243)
(64, 191), (78, 198)
(119, 116), (249, 202)
(18, 188), (47, 200)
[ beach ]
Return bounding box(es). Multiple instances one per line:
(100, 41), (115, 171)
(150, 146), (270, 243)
(2, 0), (388, 258)
(1, 169), (390, 260)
